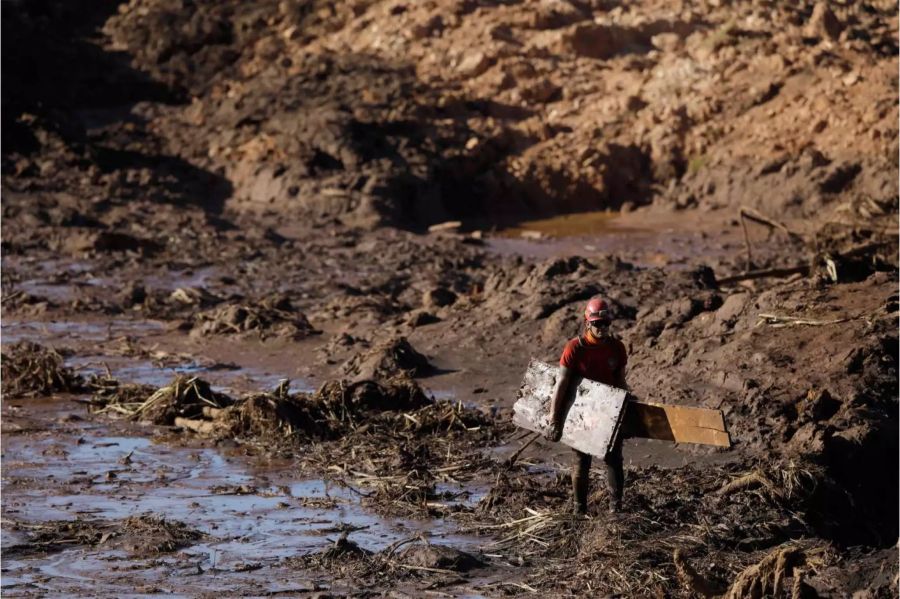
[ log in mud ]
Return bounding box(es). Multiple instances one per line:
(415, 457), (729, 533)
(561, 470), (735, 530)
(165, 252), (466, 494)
(2, 0), (898, 596)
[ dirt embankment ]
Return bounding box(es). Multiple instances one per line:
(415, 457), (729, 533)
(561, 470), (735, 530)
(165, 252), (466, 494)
(2, 0), (898, 597)
(4, 0), (898, 230)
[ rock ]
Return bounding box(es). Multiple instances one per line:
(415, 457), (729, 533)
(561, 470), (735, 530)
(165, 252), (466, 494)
(521, 78), (561, 103)
(407, 310), (440, 328)
(806, 2), (842, 40)
(423, 286), (457, 309)
(651, 32), (681, 52)
(457, 52), (492, 77)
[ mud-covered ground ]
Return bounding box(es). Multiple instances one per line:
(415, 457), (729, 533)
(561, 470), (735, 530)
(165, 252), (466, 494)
(2, 0), (898, 597)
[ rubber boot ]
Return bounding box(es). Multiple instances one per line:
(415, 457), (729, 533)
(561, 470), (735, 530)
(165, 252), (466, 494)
(572, 451), (591, 515)
(605, 459), (624, 513)
(572, 471), (589, 515)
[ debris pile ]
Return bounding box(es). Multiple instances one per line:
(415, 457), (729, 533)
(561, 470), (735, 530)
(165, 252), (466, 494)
(1, 342), (84, 398)
(341, 336), (433, 380)
(464, 460), (853, 596)
(4, 514), (204, 558)
(191, 296), (319, 340)
(91, 375), (232, 426)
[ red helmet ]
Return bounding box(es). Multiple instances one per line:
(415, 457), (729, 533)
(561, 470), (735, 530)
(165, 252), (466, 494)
(584, 297), (611, 324)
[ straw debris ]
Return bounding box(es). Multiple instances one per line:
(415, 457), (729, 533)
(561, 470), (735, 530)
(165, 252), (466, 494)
(1, 341), (85, 398)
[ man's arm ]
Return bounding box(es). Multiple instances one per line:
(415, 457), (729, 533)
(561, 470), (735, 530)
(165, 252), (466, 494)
(547, 366), (574, 441)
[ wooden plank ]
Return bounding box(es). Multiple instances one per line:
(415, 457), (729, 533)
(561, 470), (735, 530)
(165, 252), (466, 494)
(512, 359), (627, 457)
(629, 402), (731, 448)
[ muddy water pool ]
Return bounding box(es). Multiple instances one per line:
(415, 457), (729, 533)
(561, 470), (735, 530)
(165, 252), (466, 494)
(1, 403), (488, 596)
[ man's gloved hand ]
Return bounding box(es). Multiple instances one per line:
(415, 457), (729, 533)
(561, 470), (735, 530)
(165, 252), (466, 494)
(546, 418), (564, 442)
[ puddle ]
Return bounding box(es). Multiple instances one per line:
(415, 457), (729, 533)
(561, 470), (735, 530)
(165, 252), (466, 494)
(1, 423), (485, 595)
(1, 319), (165, 345)
(487, 211), (737, 268)
(495, 211), (647, 239)
(1, 318), (316, 394)
(5, 254), (226, 305)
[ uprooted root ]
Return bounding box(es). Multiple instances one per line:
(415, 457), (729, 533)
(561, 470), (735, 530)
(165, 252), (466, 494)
(717, 462), (820, 504)
(1, 341), (84, 398)
(724, 543), (826, 599)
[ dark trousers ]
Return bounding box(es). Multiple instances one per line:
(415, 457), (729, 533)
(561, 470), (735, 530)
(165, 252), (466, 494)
(572, 434), (624, 510)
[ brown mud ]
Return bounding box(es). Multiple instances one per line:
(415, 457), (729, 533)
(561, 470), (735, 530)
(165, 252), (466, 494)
(2, 0), (898, 597)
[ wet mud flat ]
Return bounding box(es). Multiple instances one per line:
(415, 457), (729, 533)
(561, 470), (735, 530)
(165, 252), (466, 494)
(2, 300), (898, 598)
(2, 394), (514, 597)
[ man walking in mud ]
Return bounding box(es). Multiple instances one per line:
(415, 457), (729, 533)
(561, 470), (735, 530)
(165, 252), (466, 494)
(547, 297), (628, 515)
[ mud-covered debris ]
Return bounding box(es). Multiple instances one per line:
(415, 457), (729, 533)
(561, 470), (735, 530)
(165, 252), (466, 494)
(116, 514), (205, 556)
(1, 290), (53, 315)
(396, 544), (483, 572)
(131, 375), (232, 425)
(169, 286), (221, 307)
(470, 460), (843, 596)
(219, 383), (330, 441)
(342, 336), (432, 380)
(1, 341), (84, 398)
(191, 295), (319, 340)
(4, 514), (203, 558)
(315, 375), (431, 414)
(88, 375), (156, 416)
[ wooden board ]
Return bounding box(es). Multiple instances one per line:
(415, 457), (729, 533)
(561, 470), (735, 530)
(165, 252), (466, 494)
(512, 359), (628, 457)
(512, 360), (732, 452)
(627, 401), (731, 448)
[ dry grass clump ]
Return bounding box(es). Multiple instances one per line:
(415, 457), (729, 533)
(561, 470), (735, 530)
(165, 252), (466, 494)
(1, 341), (84, 398)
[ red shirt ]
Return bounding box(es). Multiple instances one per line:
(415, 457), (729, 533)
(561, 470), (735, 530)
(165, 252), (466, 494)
(559, 335), (627, 386)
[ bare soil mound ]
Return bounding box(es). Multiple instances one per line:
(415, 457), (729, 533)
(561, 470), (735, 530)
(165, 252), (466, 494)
(342, 336), (433, 380)
(191, 295), (319, 340)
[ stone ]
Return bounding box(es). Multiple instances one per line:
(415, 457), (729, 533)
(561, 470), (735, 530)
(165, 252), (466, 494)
(423, 287), (457, 308)
(457, 52), (492, 77)
(806, 2), (842, 40)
